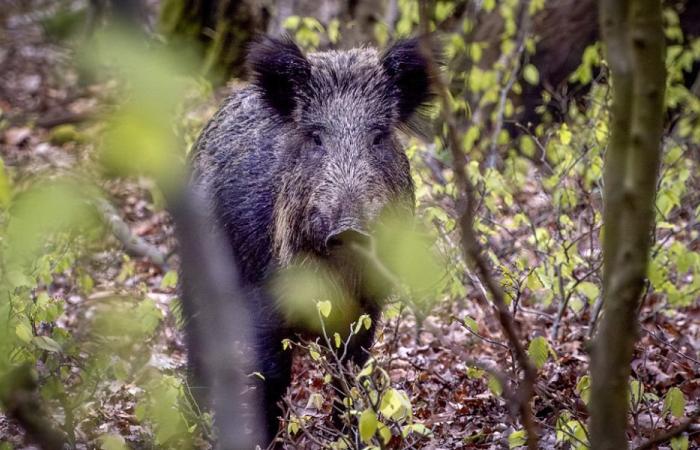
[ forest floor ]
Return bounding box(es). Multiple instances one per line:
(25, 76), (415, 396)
(1, 2), (699, 450)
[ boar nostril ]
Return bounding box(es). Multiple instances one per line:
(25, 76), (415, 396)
(325, 228), (372, 250)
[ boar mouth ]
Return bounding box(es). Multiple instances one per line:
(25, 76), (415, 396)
(324, 227), (372, 251)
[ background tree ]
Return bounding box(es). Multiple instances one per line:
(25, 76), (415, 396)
(589, 0), (667, 449)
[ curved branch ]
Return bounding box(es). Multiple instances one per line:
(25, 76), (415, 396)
(416, 2), (539, 448)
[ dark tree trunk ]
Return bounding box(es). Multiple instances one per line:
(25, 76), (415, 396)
(158, 0), (269, 83)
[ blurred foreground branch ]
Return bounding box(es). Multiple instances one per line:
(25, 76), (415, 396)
(167, 185), (261, 449)
(0, 365), (68, 450)
(417, 2), (538, 449)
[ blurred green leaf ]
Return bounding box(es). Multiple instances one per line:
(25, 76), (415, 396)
(0, 158), (11, 208)
(99, 434), (127, 450)
(508, 429), (527, 448)
(671, 435), (689, 450)
(463, 316), (479, 333)
(32, 336), (62, 353)
(15, 322), (32, 344)
(5, 179), (100, 272)
(487, 375), (502, 396)
(523, 64), (539, 85)
(160, 270), (179, 289)
(577, 282), (599, 302)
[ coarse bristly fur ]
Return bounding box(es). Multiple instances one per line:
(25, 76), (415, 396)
(187, 35), (432, 445)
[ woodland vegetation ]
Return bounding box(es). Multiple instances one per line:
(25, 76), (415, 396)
(0, 0), (698, 449)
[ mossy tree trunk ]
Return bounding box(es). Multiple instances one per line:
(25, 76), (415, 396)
(159, 0), (268, 83)
(589, 0), (666, 449)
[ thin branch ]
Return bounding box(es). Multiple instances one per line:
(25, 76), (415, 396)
(633, 410), (700, 450)
(95, 197), (169, 270)
(487, 3), (531, 167)
(551, 262), (602, 341)
(450, 315), (511, 352)
(416, 2), (538, 448)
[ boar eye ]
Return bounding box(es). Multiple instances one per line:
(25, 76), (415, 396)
(371, 130), (386, 146)
(311, 131), (323, 147)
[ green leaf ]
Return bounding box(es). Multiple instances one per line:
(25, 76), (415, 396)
(362, 314), (372, 330)
(282, 339), (292, 351)
(282, 16), (300, 30)
(160, 270), (178, 289)
(508, 429), (527, 448)
(380, 388), (411, 420)
(307, 392), (324, 410)
(317, 300), (332, 318)
(523, 64), (539, 85)
(357, 361), (374, 378)
(487, 375), (502, 396)
(555, 412), (571, 442)
(333, 332), (342, 348)
(134, 401), (147, 422)
(15, 322), (33, 343)
(664, 387), (686, 418)
(378, 423), (392, 444)
(671, 435), (689, 450)
(99, 433), (127, 450)
(577, 282), (599, 302)
(559, 124), (572, 145)
(629, 379), (644, 408)
(359, 409), (378, 443)
(327, 19), (340, 44)
(382, 389), (401, 414)
(287, 417), (300, 436)
(466, 366), (484, 379)
(575, 375), (591, 405)
(0, 157), (11, 208)
(401, 423), (432, 438)
(527, 336), (550, 369)
(49, 124), (81, 145)
(463, 316), (479, 333)
(32, 336), (62, 353)
(309, 349), (321, 361)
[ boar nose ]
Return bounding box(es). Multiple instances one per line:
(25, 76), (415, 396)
(325, 227), (372, 250)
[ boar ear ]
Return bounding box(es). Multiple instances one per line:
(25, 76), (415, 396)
(381, 37), (433, 124)
(247, 36), (311, 117)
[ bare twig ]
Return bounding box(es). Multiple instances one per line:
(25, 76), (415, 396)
(450, 315), (510, 352)
(633, 410), (700, 450)
(487, 2), (532, 167)
(416, 2), (538, 448)
(551, 262), (602, 341)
